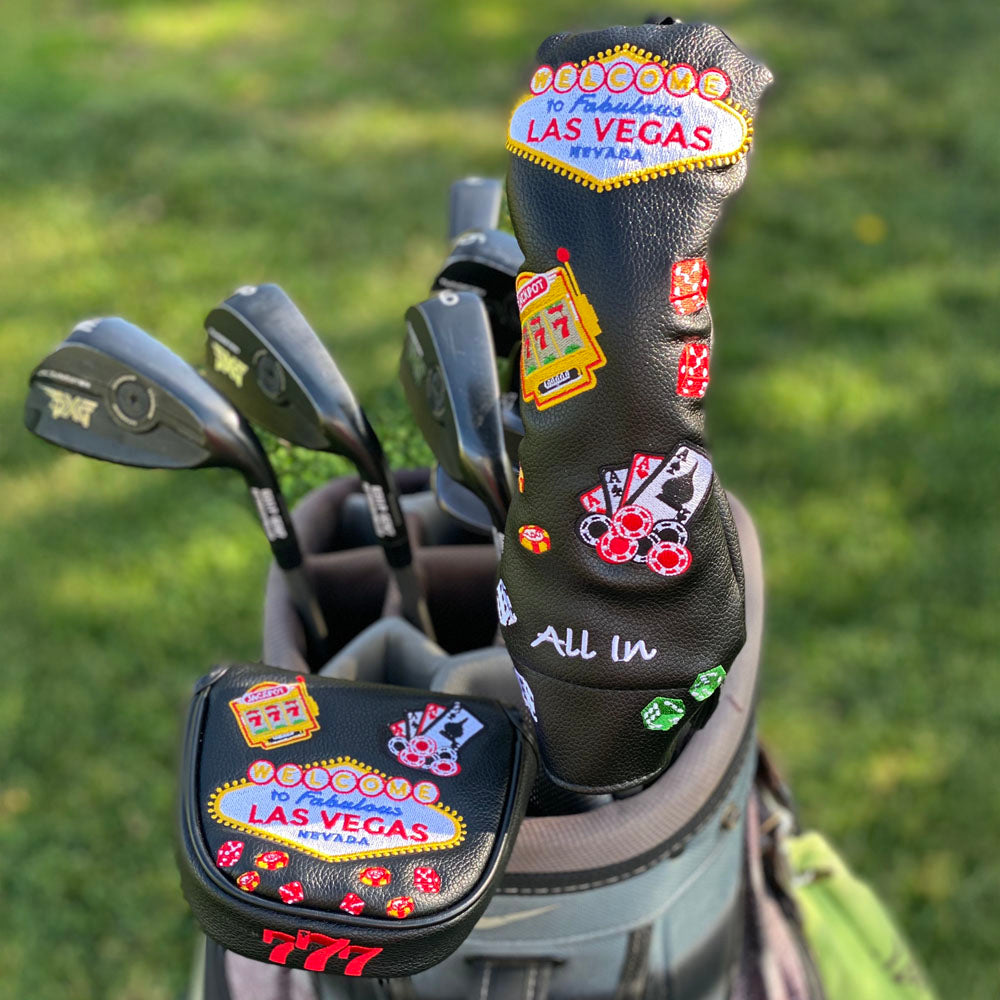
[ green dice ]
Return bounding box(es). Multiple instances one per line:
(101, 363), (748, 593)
(689, 665), (727, 702)
(641, 696), (686, 732)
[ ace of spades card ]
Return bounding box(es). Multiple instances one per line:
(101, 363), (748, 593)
(627, 445), (713, 525)
(423, 702), (485, 750)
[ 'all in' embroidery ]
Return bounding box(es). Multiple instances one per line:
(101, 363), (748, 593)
(518, 248), (605, 411)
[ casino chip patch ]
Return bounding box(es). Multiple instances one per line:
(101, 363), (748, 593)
(647, 541), (692, 577)
(519, 524), (551, 554)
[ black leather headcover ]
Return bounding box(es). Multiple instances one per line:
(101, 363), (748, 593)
(498, 22), (771, 792)
(177, 664), (535, 978)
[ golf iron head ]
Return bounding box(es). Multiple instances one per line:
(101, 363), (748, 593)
(204, 284), (433, 637)
(24, 316), (328, 649)
(400, 291), (514, 536)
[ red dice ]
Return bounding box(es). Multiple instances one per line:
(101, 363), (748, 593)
(278, 881), (305, 905)
(413, 867), (441, 894)
(339, 892), (366, 916)
(359, 866), (392, 887)
(236, 871), (260, 892)
(255, 850), (290, 871)
(676, 342), (711, 399)
(670, 259), (710, 315)
(386, 896), (415, 919)
(215, 840), (244, 868)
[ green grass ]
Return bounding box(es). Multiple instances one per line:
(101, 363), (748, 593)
(1, 1), (997, 996)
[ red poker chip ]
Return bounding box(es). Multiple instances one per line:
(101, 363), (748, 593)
(430, 758), (460, 777)
(647, 541), (692, 577)
(597, 530), (639, 564)
(409, 736), (438, 756)
(611, 504), (654, 540)
(399, 750), (428, 769)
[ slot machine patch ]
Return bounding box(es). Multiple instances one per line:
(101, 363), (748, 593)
(386, 701), (484, 779)
(576, 444), (713, 577)
(207, 757), (464, 863)
(507, 46), (754, 192)
(229, 676), (320, 750)
(518, 248), (605, 411)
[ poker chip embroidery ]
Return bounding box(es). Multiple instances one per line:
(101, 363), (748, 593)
(576, 444), (711, 577)
(670, 261), (710, 317)
(236, 871), (261, 892)
(359, 867), (392, 888)
(518, 248), (605, 411)
(677, 342), (711, 398)
(255, 850), (290, 871)
(386, 701), (484, 779)
(519, 524), (552, 553)
(278, 881), (305, 905)
(386, 896), (416, 919)
(507, 47), (754, 192)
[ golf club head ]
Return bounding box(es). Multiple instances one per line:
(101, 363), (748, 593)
(400, 291), (514, 533)
(432, 464), (492, 537)
(433, 228), (525, 358)
(448, 177), (503, 239)
(25, 317), (273, 484)
(204, 285), (377, 471)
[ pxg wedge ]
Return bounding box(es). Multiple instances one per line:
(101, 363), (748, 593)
(24, 317), (329, 652)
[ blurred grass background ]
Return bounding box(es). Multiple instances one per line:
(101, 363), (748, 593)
(1, 0), (996, 997)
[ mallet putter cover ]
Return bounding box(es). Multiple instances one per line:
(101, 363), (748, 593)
(497, 21), (772, 792)
(177, 664), (535, 977)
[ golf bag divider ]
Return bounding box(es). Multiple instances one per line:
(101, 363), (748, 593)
(177, 662), (537, 978)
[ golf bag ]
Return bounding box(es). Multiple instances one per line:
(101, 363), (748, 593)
(189, 471), (820, 999)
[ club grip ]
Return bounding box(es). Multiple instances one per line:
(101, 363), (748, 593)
(497, 21), (771, 792)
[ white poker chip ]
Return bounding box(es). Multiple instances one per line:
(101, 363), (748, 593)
(611, 504), (654, 540)
(647, 540), (692, 577)
(652, 519), (688, 547)
(597, 530), (639, 564)
(387, 736), (409, 756)
(430, 759), (461, 777)
(435, 746), (458, 762)
(578, 513), (611, 546)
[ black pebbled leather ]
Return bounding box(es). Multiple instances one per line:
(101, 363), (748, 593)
(498, 22), (771, 792)
(177, 664), (535, 978)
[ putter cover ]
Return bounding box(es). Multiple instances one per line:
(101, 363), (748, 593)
(177, 664), (535, 977)
(498, 22), (771, 791)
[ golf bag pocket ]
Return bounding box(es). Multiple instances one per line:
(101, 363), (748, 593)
(176, 662), (536, 978)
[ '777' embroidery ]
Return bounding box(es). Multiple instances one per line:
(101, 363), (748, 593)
(263, 928), (382, 976)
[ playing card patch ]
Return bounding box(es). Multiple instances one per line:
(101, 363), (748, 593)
(228, 675), (320, 750)
(576, 444), (713, 577)
(507, 47), (753, 192)
(518, 248), (605, 411)
(670, 260), (710, 316)
(207, 757), (464, 864)
(386, 701), (484, 779)
(677, 342), (711, 398)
